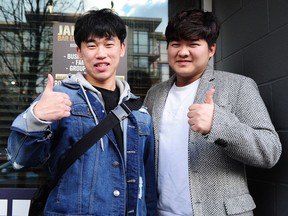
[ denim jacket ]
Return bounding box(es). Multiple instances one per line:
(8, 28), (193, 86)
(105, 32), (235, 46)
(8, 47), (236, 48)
(7, 73), (157, 216)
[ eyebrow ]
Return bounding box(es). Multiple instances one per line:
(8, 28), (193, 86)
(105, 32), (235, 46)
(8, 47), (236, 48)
(86, 36), (115, 43)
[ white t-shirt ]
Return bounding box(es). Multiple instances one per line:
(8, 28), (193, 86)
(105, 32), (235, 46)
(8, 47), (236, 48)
(158, 80), (199, 216)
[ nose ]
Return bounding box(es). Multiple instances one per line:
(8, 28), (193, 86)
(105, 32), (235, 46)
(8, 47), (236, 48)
(96, 46), (107, 59)
(178, 46), (189, 57)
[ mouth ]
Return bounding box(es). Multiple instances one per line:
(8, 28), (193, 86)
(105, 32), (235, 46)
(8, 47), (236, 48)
(177, 59), (191, 63)
(94, 63), (109, 67)
(176, 60), (191, 65)
(94, 63), (110, 72)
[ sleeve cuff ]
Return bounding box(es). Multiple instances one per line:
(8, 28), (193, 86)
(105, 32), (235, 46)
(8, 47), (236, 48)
(25, 102), (52, 131)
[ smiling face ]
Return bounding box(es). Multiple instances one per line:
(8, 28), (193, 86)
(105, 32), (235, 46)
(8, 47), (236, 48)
(168, 39), (216, 87)
(76, 36), (126, 90)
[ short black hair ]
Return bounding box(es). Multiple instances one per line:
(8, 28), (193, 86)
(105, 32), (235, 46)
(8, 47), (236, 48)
(165, 9), (220, 48)
(74, 8), (127, 47)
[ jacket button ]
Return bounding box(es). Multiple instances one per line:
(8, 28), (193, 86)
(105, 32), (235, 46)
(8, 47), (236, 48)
(113, 190), (120, 197)
(215, 138), (228, 147)
(112, 161), (119, 167)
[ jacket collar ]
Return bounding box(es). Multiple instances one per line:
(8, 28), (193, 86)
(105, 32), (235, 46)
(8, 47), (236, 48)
(194, 68), (216, 103)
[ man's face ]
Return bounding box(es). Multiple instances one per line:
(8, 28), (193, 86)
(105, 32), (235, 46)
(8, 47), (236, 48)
(76, 36), (126, 90)
(168, 39), (216, 86)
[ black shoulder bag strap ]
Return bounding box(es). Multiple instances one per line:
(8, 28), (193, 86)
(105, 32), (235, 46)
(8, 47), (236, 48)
(29, 98), (142, 216)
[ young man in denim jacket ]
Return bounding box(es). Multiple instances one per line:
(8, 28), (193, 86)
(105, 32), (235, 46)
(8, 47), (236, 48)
(7, 9), (156, 216)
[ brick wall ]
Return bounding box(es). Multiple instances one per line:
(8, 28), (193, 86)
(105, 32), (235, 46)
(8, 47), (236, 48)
(214, 0), (288, 215)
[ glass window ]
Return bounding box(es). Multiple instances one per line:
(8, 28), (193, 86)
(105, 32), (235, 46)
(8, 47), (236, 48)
(133, 31), (148, 54)
(160, 64), (170, 82)
(160, 40), (168, 62)
(0, 0), (169, 188)
(133, 56), (148, 68)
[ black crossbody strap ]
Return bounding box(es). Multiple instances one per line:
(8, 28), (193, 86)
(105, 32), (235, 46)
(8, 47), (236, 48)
(49, 98), (142, 189)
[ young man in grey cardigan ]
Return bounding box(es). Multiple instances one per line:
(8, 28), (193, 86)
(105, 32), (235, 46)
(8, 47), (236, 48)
(144, 9), (281, 216)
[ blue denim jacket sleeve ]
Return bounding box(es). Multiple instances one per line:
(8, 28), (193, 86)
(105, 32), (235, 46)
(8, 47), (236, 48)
(7, 101), (53, 168)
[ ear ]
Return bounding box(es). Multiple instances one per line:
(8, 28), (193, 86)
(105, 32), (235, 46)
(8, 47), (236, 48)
(120, 42), (126, 57)
(208, 43), (216, 58)
(76, 46), (82, 59)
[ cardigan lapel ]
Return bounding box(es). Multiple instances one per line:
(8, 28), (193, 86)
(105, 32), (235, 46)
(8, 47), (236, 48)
(194, 69), (216, 104)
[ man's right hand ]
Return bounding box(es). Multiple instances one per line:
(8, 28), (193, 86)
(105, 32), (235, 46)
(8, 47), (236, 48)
(33, 74), (72, 121)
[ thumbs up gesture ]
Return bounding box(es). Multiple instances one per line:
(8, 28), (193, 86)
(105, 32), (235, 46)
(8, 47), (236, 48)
(33, 74), (72, 121)
(187, 89), (215, 134)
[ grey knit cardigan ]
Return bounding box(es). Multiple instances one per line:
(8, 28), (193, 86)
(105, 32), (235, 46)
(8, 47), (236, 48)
(143, 69), (282, 216)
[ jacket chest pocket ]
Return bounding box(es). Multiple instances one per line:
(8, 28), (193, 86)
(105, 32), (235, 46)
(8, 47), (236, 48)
(71, 103), (93, 117)
(70, 103), (96, 137)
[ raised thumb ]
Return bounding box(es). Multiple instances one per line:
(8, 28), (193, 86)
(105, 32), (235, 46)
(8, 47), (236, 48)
(205, 88), (215, 104)
(44, 74), (54, 93)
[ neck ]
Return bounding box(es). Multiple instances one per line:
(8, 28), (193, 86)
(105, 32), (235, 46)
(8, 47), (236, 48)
(85, 75), (116, 91)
